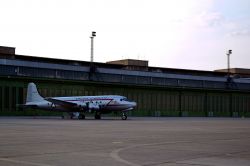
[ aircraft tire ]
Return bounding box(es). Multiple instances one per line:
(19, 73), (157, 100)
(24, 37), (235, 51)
(79, 115), (85, 119)
(122, 114), (127, 120)
(95, 114), (101, 119)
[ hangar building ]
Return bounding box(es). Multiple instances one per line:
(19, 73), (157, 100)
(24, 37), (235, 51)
(0, 46), (250, 117)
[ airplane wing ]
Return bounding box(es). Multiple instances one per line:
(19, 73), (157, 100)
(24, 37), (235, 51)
(45, 98), (78, 108)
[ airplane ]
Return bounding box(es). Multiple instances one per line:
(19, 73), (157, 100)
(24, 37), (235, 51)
(23, 82), (137, 120)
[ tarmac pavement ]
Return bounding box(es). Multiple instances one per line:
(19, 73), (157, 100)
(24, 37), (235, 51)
(0, 117), (250, 166)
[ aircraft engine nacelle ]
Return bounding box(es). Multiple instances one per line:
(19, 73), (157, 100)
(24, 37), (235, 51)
(78, 103), (87, 108)
(88, 102), (100, 110)
(77, 103), (87, 111)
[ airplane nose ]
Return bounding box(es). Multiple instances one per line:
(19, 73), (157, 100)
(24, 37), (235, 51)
(132, 102), (137, 108)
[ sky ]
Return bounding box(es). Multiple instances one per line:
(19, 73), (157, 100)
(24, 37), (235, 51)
(0, 0), (250, 71)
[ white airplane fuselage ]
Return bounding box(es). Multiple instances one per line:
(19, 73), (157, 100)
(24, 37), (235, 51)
(28, 96), (136, 112)
(24, 83), (137, 120)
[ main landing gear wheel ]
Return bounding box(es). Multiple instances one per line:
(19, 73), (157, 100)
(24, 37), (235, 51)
(95, 113), (101, 119)
(79, 114), (85, 119)
(122, 113), (127, 120)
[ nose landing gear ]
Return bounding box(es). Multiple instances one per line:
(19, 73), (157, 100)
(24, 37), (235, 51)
(121, 113), (127, 120)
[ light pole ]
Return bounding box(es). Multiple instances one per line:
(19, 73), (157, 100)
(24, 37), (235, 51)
(227, 49), (232, 79)
(90, 31), (96, 62)
(89, 31), (96, 81)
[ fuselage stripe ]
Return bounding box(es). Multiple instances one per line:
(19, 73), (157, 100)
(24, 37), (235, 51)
(64, 99), (113, 102)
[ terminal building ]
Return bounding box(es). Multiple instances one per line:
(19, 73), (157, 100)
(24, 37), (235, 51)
(0, 46), (250, 117)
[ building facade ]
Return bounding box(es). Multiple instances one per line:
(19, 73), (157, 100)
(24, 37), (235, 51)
(1, 46), (250, 117)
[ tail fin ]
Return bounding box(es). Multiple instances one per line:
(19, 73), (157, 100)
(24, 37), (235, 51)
(26, 83), (44, 103)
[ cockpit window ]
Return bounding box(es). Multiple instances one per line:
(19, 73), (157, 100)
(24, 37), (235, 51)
(120, 98), (132, 102)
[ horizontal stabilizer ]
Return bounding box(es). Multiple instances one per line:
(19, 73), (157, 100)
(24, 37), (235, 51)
(17, 104), (38, 109)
